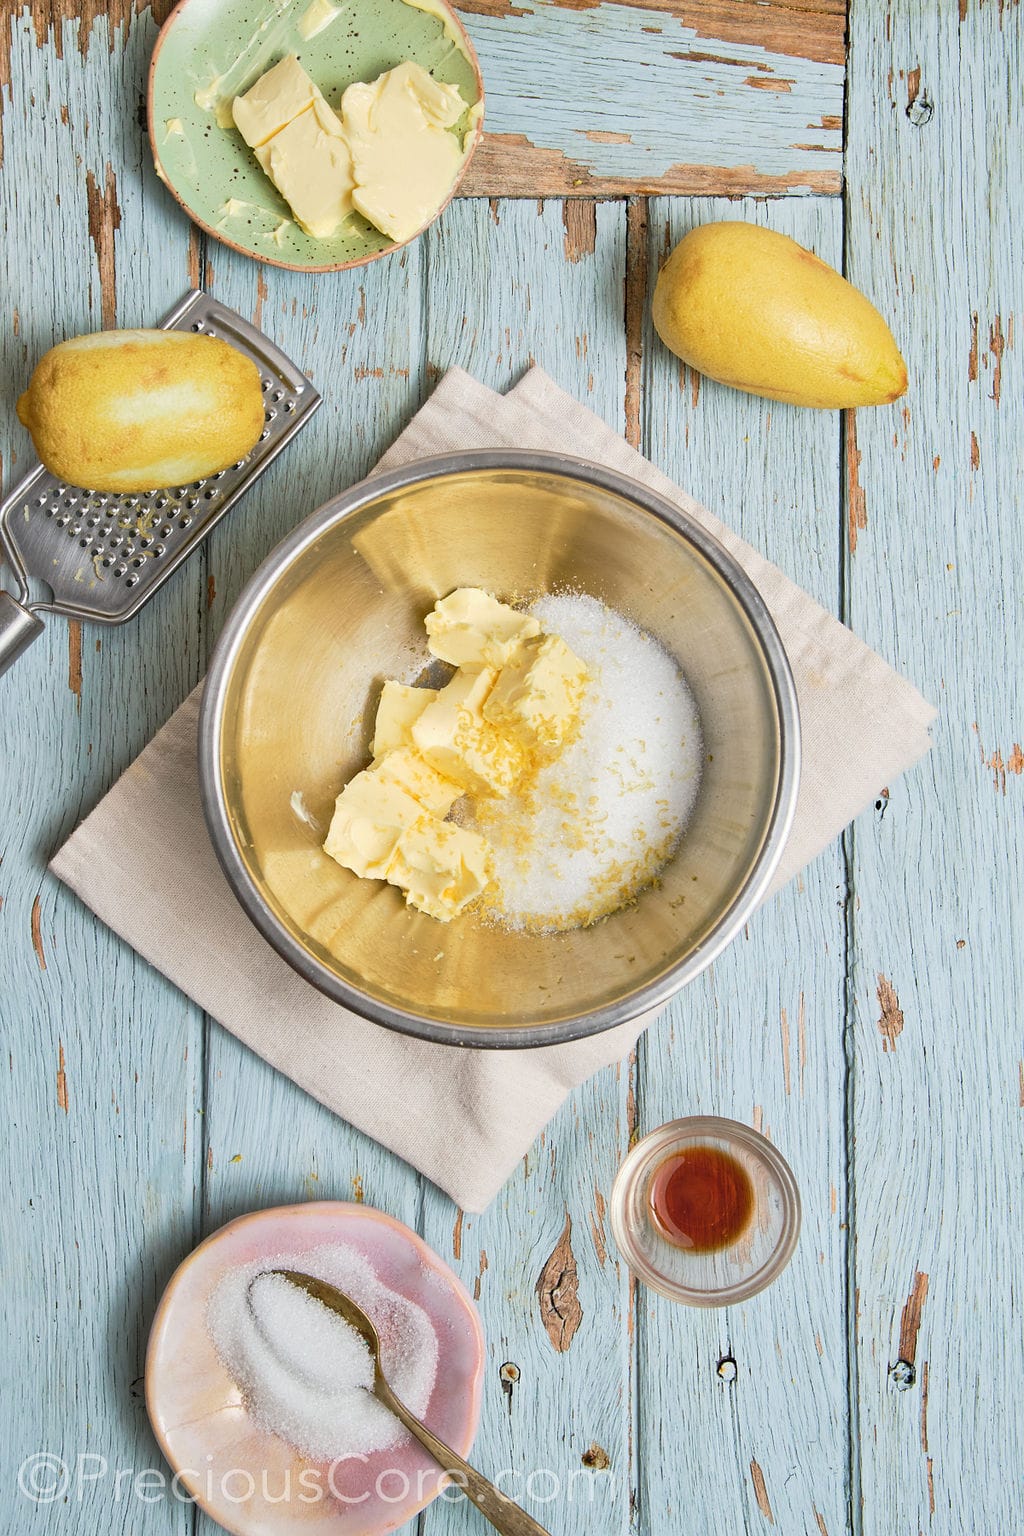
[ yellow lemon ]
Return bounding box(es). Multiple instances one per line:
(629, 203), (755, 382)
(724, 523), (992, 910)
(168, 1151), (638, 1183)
(17, 329), (265, 492)
(652, 221), (908, 409)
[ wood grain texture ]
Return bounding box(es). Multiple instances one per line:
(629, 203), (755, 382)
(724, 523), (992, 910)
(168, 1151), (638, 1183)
(0, 12), (202, 1534)
(456, 0), (845, 196)
(456, 0), (847, 66)
(2, 0), (1021, 1533)
(417, 197), (633, 1536)
(843, 3), (1024, 1533)
(638, 193), (849, 1536)
(0, 0), (847, 193)
(188, 217), (433, 1536)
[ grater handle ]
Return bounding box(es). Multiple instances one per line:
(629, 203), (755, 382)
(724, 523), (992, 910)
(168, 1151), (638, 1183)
(0, 590), (45, 678)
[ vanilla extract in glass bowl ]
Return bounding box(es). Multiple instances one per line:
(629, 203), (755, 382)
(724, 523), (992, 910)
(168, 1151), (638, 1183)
(610, 1117), (801, 1306)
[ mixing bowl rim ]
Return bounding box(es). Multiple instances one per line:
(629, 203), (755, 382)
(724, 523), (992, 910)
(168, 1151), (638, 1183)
(198, 448), (801, 1049)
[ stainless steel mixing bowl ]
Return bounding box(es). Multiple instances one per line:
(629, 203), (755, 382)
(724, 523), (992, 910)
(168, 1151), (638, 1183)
(199, 451), (799, 1048)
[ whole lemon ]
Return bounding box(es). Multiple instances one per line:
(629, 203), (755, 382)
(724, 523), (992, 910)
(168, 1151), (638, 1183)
(17, 329), (265, 492)
(652, 221), (908, 408)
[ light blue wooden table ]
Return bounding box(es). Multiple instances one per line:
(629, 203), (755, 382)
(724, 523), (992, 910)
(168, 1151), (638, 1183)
(1, 2), (1021, 1532)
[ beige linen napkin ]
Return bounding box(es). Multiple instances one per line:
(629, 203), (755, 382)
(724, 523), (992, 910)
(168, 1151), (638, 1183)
(50, 368), (936, 1211)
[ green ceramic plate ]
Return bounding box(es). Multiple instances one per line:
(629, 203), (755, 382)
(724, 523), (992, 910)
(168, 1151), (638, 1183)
(148, 0), (483, 271)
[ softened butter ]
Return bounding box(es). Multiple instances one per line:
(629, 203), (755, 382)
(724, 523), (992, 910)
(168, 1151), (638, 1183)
(371, 747), (462, 818)
(323, 770), (424, 880)
(255, 99), (354, 238)
(387, 819), (491, 922)
(411, 666), (525, 797)
(322, 589), (588, 922)
(372, 680), (439, 756)
(425, 586), (540, 667)
(233, 57), (354, 238)
(341, 62), (467, 244)
(232, 55), (323, 147)
(484, 633), (589, 752)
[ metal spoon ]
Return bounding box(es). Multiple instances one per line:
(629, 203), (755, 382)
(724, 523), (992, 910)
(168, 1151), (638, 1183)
(268, 1270), (553, 1536)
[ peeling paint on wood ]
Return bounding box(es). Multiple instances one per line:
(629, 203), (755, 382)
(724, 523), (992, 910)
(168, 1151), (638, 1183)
(750, 1458), (775, 1523)
(876, 974), (904, 1052)
(536, 1211), (582, 1350)
(589, 1185), (608, 1264)
(457, 0), (848, 68)
(780, 1005), (792, 1094)
(985, 741), (1023, 792)
(846, 413), (867, 552)
(254, 267), (268, 331)
(988, 315), (1005, 403)
(68, 619), (82, 701)
(85, 162), (121, 329)
(897, 1270), (929, 1365)
(187, 225), (201, 289)
(973, 723), (1024, 792)
(456, 0), (845, 195)
(562, 199), (597, 262)
(56, 1041), (69, 1113)
(30, 896), (46, 970)
(624, 196), (647, 448)
(846, 2), (1023, 1528)
(0, 0), (167, 164)
(462, 133), (842, 195)
(457, 2), (841, 195)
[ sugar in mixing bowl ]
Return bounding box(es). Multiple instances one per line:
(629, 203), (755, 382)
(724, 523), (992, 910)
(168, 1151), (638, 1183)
(199, 451), (799, 1048)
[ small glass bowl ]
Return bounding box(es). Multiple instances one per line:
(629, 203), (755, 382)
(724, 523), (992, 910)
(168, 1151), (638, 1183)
(609, 1116), (801, 1306)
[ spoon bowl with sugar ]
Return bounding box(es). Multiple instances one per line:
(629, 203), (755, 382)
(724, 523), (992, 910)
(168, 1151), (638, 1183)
(262, 1270), (552, 1536)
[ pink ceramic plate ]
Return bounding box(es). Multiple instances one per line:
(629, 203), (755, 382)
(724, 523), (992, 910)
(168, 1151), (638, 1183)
(146, 1202), (485, 1535)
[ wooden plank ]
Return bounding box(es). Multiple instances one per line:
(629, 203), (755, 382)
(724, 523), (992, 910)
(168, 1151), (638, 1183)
(192, 226), (428, 1536)
(457, 0), (845, 196)
(844, 3), (1023, 1533)
(636, 193), (849, 1536)
(189, 245), (428, 1283)
(458, 0), (847, 67)
(0, 0), (846, 196)
(0, 10), (201, 1534)
(417, 196), (634, 1535)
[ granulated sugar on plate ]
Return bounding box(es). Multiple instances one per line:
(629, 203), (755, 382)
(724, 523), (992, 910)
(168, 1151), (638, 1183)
(465, 592), (702, 931)
(206, 1242), (438, 1462)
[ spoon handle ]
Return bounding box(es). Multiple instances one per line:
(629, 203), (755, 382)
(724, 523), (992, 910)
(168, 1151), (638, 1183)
(377, 1376), (553, 1536)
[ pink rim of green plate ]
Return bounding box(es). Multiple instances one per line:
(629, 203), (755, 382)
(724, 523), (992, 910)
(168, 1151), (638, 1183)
(147, 0), (484, 272)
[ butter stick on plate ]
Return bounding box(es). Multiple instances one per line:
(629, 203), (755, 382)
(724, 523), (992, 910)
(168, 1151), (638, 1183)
(232, 55), (468, 245)
(232, 56), (354, 238)
(340, 62), (467, 244)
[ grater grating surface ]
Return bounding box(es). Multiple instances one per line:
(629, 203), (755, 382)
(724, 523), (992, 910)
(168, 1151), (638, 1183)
(0, 288), (321, 625)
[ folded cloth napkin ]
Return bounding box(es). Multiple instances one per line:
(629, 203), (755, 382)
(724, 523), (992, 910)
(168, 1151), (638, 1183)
(50, 368), (936, 1211)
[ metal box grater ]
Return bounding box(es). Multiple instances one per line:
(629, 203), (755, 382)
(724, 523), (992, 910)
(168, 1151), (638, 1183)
(0, 288), (321, 677)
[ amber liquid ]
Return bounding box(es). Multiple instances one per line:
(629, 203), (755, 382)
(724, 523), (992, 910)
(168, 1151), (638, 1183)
(648, 1145), (755, 1252)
